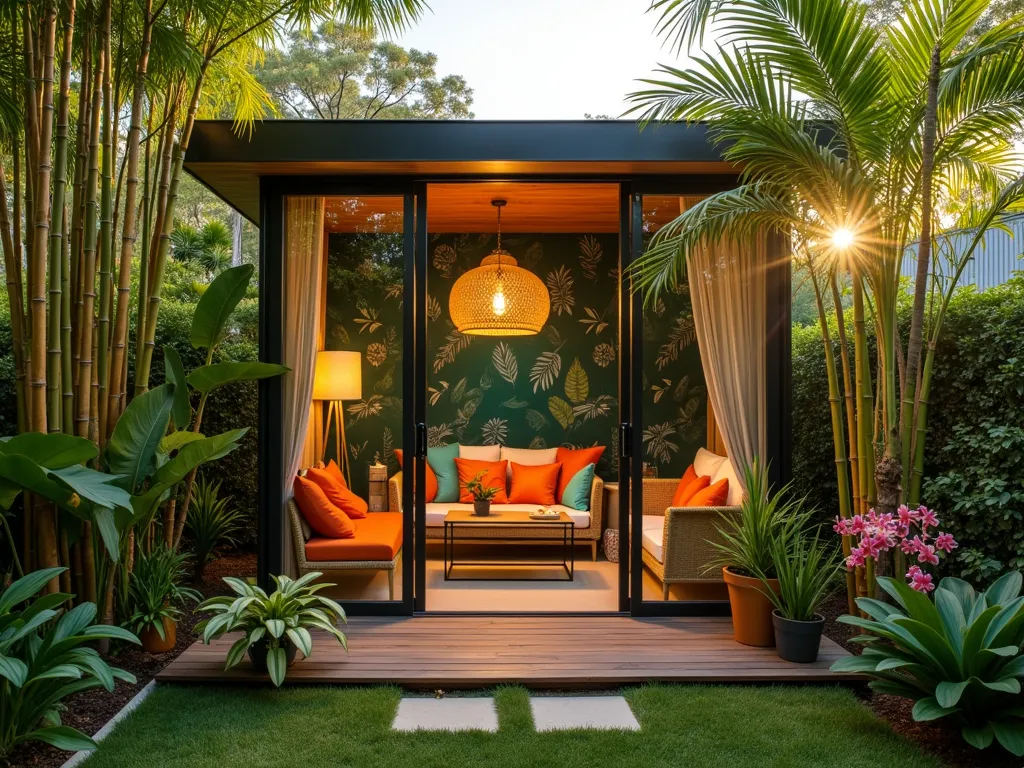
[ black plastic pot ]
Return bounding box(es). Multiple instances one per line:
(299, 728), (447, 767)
(772, 611), (825, 663)
(247, 638), (298, 672)
(473, 499), (491, 516)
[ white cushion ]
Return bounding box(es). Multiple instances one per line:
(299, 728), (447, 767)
(500, 447), (557, 479)
(425, 503), (591, 529)
(711, 459), (744, 506)
(693, 447), (727, 479)
(641, 515), (664, 563)
(459, 444), (501, 461)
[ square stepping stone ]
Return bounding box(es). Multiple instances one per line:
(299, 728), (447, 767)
(393, 697), (498, 732)
(530, 696), (640, 731)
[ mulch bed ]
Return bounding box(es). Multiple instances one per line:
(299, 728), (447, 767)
(11, 551), (258, 768)
(820, 589), (1020, 768)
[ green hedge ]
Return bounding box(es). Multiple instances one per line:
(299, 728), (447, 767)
(792, 277), (1024, 583)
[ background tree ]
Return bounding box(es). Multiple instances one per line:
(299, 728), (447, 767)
(257, 23), (473, 119)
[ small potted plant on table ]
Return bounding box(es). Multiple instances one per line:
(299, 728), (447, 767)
(466, 471), (499, 516)
(128, 544), (202, 655)
(705, 459), (807, 647)
(756, 521), (842, 662)
(195, 571), (347, 686)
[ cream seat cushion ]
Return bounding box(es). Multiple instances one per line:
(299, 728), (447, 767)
(693, 447), (728, 479)
(711, 458), (745, 506)
(425, 503), (590, 529)
(641, 515), (664, 563)
(458, 444), (501, 461)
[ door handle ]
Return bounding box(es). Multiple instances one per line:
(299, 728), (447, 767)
(416, 423), (427, 458)
(619, 423), (631, 458)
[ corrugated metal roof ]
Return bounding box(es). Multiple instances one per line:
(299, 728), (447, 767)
(902, 213), (1024, 290)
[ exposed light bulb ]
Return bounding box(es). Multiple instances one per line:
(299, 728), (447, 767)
(832, 228), (854, 249)
(492, 285), (507, 316)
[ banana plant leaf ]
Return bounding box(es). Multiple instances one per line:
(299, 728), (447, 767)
(105, 384), (175, 493)
(163, 346), (193, 429)
(0, 454), (79, 511)
(0, 433), (98, 469)
(158, 431), (206, 454)
(190, 264), (253, 350)
(186, 362), (290, 394)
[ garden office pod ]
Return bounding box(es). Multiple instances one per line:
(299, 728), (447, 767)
(182, 119), (793, 618)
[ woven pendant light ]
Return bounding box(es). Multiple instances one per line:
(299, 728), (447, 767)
(448, 200), (550, 336)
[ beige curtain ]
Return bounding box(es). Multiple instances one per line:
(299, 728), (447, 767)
(682, 197), (767, 489)
(281, 197), (325, 577)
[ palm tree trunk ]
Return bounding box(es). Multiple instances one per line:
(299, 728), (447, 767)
(899, 42), (941, 494)
(107, 0), (155, 430)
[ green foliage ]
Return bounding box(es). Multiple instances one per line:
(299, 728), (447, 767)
(757, 521), (843, 621)
(170, 221), (233, 276)
(127, 545), (202, 640)
(257, 23), (473, 119)
(0, 567), (139, 757)
(196, 572), (347, 687)
(792, 280), (1024, 582)
(464, 471), (499, 502)
(190, 264), (256, 351)
(705, 459), (809, 578)
(832, 572), (1024, 756)
(186, 476), (245, 580)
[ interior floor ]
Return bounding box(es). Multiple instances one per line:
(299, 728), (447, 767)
(317, 543), (727, 611)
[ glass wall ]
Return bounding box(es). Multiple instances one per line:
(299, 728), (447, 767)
(635, 195), (723, 604)
(316, 195), (407, 603)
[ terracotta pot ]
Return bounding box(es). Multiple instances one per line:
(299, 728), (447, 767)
(139, 616), (177, 655)
(473, 499), (491, 516)
(722, 567), (778, 647)
(773, 611), (825, 663)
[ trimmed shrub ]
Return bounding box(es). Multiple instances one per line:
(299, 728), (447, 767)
(792, 277), (1024, 583)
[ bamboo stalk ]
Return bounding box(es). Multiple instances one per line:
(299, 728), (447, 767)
(61, 206), (73, 433)
(107, 0), (155, 430)
(0, 162), (28, 436)
(96, 0), (114, 444)
(70, 21), (93, 385)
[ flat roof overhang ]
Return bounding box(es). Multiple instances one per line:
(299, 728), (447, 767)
(184, 119), (737, 224)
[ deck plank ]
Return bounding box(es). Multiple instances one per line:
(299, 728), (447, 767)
(158, 616), (858, 688)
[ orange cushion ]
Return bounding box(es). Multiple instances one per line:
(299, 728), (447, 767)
(671, 464), (699, 506)
(554, 446), (605, 501)
(304, 512), (403, 561)
(293, 475), (355, 538)
(677, 474), (710, 506)
(508, 462), (561, 505)
(324, 459), (347, 488)
(305, 466), (367, 519)
(454, 458), (509, 503)
(686, 477), (729, 507)
(394, 449), (438, 503)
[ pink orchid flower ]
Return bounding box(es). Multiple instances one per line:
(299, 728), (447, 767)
(910, 570), (935, 593)
(935, 532), (958, 553)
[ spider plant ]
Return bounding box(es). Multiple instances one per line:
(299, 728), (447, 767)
(127, 544), (202, 643)
(186, 475), (245, 581)
(757, 521), (844, 622)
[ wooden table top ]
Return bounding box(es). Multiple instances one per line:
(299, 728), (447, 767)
(443, 509), (573, 525)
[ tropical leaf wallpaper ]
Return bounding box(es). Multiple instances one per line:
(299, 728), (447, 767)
(324, 231), (705, 500)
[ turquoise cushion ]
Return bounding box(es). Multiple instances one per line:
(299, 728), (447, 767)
(427, 443), (460, 503)
(561, 463), (596, 511)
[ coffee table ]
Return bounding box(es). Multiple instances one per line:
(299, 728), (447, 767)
(442, 509), (575, 581)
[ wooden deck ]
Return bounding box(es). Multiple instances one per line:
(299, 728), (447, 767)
(158, 616), (858, 688)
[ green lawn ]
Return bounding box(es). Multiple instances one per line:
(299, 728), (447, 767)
(80, 684), (938, 768)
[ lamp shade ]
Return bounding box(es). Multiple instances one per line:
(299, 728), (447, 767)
(449, 253), (550, 336)
(312, 351), (362, 401)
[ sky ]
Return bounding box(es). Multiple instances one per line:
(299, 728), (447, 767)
(395, 0), (684, 120)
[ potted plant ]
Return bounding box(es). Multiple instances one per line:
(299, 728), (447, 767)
(705, 459), (807, 647)
(756, 521), (843, 662)
(466, 471), (499, 516)
(128, 544), (202, 655)
(195, 571), (347, 686)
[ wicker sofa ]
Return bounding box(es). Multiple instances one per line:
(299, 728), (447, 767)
(640, 478), (741, 599)
(388, 471), (605, 560)
(288, 499), (403, 600)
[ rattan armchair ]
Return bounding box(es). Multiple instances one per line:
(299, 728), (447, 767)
(640, 478), (741, 600)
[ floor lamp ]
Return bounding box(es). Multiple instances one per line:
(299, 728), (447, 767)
(313, 351), (362, 487)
